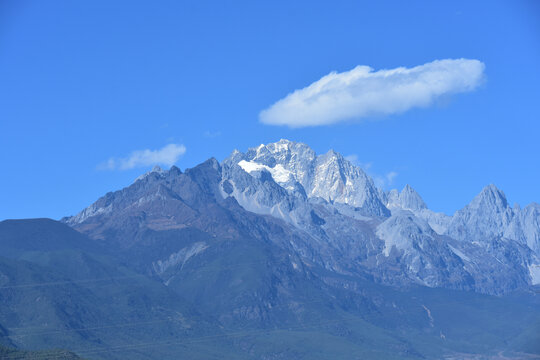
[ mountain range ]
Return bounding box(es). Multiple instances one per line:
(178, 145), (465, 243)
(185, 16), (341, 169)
(1, 139), (539, 359)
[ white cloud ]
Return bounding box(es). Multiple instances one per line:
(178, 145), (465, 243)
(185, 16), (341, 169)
(372, 171), (399, 189)
(99, 144), (186, 170)
(344, 154), (359, 164)
(345, 154), (396, 188)
(386, 171), (398, 184)
(260, 58), (485, 127)
(203, 130), (221, 138)
(345, 154), (372, 170)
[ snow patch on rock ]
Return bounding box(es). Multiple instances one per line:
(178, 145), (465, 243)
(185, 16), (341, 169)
(529, 264), (540, 285)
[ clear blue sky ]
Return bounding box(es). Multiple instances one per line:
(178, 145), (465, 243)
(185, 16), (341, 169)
(1, 0), (539, 220)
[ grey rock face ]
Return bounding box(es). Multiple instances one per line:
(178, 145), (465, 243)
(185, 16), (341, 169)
(224, 139), (389, 217)
(386, 184), (427, 211)
(504, 202), (540, 255)
(446, 184), (515, 242)
(375, 211), (468, 287)
(219, 141), (540, 292)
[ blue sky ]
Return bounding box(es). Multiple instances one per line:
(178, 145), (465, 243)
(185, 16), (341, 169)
(1, 0), (539, 220)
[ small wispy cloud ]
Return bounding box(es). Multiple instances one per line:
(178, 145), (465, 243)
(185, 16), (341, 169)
(344, 154), (359, 164)
(203, 130), (221, 139)
(372, 171), (399, 189)
(260, 58), (485, 128)
(385, 171), (398, 185)
(344, 154), (372, 170)
(346, 154), (397, 188)
(99, 144), (186, 171)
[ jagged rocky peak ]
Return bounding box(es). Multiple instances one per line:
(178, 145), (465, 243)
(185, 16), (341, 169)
(310, 148), (385, 212)
(387, 184), (427, 211)
(64, 159), (225, 228)
(469, 184), (509, 212)
(376, 209), (435, 256)
(248, 139), (316, 164)
(385, 185), (451, 235)
(241, 139), (316, 187)
(446, 184), (515, 241)
(133, 164), (177, 183)
(504, 202), (540, 254)
(401, 184), (428, 210)
(226, 139), (389, 216)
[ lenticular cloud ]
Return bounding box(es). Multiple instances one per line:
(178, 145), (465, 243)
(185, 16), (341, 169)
(259, 58), (485, 128)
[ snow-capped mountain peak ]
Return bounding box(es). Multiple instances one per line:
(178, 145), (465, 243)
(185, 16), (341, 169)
(224, 139), (389, 217)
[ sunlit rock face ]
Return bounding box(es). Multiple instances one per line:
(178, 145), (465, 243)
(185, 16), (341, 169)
(446, 184), (515, 242)
(224, 139), (389, 217)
